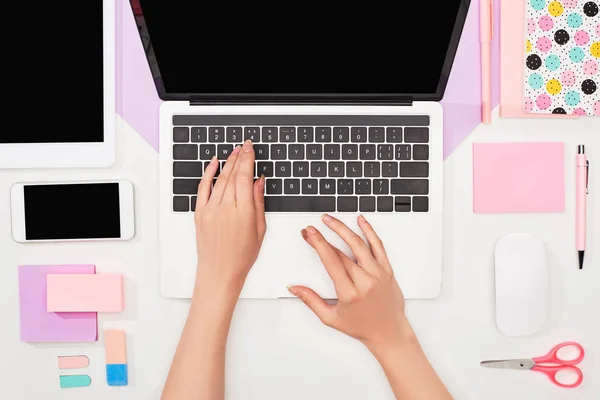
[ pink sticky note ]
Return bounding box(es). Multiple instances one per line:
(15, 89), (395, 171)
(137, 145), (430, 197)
(47, 274), (123, 312)
(473, 142), (565, 213)
(18, 265), (97, 342)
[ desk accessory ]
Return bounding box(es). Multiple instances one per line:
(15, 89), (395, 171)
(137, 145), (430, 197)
(481, 342), (585, 389)
(105, 329), (128, 386)
(481, 0), (493, 123)
(524, 0), (599, 115)
(59, 375), (92, 389)
(47, 274), (124, 312)
(495, 233), (547, 337)
(576, 144), (589, 269)
(18, 265), (97, 342)
(473, 142), (565, 213)
(58, 356), (90, 370)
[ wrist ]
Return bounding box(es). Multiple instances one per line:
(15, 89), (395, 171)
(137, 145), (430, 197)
(363, 318), (420, 360)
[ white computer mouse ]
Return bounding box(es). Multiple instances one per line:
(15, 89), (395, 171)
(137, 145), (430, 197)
(494, 233), (548, 337)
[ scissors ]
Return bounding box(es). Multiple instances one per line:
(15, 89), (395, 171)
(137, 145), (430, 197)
(480, 342), (585, 389)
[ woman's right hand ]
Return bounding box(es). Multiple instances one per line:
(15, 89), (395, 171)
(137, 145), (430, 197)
(288, 214), (414, 354)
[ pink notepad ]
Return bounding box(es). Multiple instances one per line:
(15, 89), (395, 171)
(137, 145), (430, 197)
(47, 274), (123, 312)
(473, 142), (565, 213)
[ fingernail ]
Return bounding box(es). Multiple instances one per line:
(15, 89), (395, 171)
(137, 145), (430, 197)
(232, 145), (241, 155)
(243, 139), (253, 152)
(300, 229), (308, 239)
(211, 155), (218, 164)
(306, 226), (317, 234)
(322, 214), (333, 222)
(358, 214), (366, 223)
(259, 174), (266, 188)
(287, 286), (299, 296)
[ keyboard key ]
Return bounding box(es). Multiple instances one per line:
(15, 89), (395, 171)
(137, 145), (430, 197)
(378, 144), (393, 160)
(386, 127), (403, 143)
(173, 161), (203, 177)
(199, 144), (215, 160)
(254, 144), (269, 160)
(337, 196), (358, 212)
(360, 144), (376, 160)
(369, 127), (385, 143)
(395, 196), (411, 212)
(265, 196), (336, 212)
(173, 179), (200, 195)
(244, 127), (260, 142)
(173, 127), (190, 142)
(404, 127), (429, 143)
(400, 162), (429, 177)
(293, 162), (309, 177)
(377, 196), (394, 212)
(391, 179), (429, 195)
(413, 145), (429, 160)
(217, 144), (233, 159)
(262, 127), (278, 142)
(342, 144), (359, 160)
(320, 179), (336, 194)
(271, 144), (287, 160)
(333, 127), (350, 142)
(306, 144), (322, 160)
(395, 145), (411, 160)
(329, 162), (345, 177)
(257, 161), (274, 177)
(346, 162), (362, 177)
(209, 127), (225, 142)
(413, 196), (429, 212)
(191, 196), (197, 212)
(226, 127), (243, 143)
(275, 161), (292, 177)
(364, 162), (380, 177)
(355, 179), (371, 194)
(266, 179), (283, 194)
(173, 196), (189, 212)
(174, 144), (198, 160)
(284, 179), (301, 194)
(373, 179), (390, 195)
(311, 162), (327, 177)
(191, 127), (207, 142)
(338, 179), (353, 195)
(382, 162), (398, 177)
(316, 127), (332, 142)
(351, 127), (368, 142)
(280, 127), (296, 142)
(204, 161), (220, 177)
(359, 196), (376, 212)
(298, 127), (314, 142)
(288, 144), (304, 160)
(324, 144), (341, 160)
(302, 179), (318, 194)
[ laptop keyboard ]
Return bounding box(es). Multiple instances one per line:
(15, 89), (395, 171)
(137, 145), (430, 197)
(170, 115), (430, 213)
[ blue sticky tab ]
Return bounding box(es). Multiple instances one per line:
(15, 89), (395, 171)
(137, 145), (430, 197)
(106, 364), (128, 386)
(60, 375), (91, 388)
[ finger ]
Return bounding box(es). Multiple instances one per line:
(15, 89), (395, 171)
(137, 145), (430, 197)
(196, 156), (219, 209)
(302, 226), (354, 293)
(236, 140), (256, 208)
(334, 248), (369, 282)
(357, 215), (391, 271)
(321, 214), (379, 275)
(254, 175), (266, 236)
(223, 141), (251, 205)
(209, 145), (241, 205)
(288, 286), (336, 327)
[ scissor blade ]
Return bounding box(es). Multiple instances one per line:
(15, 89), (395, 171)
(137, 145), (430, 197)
(480, 359), (535, 370)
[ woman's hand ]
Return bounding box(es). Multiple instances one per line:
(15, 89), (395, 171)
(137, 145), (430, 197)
(288, 214), (412, 353)
(194, 140), (266, 297)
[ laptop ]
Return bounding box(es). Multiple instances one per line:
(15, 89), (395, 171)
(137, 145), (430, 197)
(131, 0), (470, 299)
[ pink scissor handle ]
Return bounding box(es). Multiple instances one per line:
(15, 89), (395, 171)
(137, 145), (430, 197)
(533, 342), (585, 366)
(531, 365), (583, 389)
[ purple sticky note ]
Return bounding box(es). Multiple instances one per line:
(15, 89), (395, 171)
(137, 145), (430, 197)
(18, 265), (98, 342)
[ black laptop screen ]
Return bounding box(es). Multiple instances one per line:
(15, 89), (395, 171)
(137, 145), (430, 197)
(133, 0), (469, 101)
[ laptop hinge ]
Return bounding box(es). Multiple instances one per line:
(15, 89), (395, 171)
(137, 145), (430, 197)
(189, 96), (413, 106)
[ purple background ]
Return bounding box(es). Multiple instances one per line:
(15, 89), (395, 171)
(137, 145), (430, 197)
(116, 0), (500, 158)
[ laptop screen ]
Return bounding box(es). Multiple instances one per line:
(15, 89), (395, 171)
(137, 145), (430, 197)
(133, 0), (469, 102)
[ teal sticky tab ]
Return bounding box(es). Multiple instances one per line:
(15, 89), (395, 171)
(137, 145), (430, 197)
(106, 364), (128, 386)
(60, 375), (91, 388)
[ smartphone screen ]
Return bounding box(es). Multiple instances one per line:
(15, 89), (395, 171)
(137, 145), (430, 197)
(24, 183), (121, 240)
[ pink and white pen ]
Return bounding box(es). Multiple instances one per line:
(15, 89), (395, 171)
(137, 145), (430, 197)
(576, 145), (589, 270)
(480, 0), (493, 124)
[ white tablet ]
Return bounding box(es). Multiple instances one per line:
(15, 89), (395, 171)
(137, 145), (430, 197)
(0, 0), (115, 169)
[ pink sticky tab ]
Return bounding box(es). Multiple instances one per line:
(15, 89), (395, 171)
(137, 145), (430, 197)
(47, 274), (123, 312)
(105, 330), (127, 364)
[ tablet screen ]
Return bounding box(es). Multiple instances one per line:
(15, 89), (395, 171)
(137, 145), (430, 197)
(2, 2), (104, 144)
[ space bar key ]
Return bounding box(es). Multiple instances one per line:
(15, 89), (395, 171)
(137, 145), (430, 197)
(264, 196), (336, 212)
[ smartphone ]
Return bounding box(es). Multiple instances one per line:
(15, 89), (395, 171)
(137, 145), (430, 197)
(10, 180), (135, 243)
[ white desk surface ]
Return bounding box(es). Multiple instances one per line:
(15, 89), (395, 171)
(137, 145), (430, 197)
(0, 110), (599, 400)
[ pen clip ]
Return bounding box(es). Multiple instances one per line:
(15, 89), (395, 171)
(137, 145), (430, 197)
(585, 160), (589, 194)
